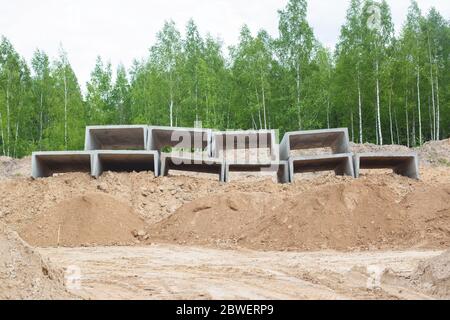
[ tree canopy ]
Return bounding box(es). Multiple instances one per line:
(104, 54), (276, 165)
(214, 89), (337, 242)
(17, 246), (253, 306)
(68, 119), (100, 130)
(0, 0), (449, 157)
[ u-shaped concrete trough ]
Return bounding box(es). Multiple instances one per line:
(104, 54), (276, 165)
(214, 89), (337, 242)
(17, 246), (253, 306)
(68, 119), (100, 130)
(289, 154), (355, 182)
(224, 161), (289, 183)
(212, 130), (277, 160)
(353, 153), (420, 179)
(148, 126), (212, 155)
(92, 151), (159, 178)
(85, 125), (148, 151)
(160, 154), (226, 182)
(32, 151), (94, 179)
(280, 128), (350, 160)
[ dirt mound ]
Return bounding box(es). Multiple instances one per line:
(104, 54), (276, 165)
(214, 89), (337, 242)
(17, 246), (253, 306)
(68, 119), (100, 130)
(19, 193), (145, 247)
(350, 139), (450, 167)
(150, 192), (286, 247)
(350, 142), (411, 154)
(400, 184), (450, 246)
(0, 156), (31, 180)
(0, 223), (73, 299)
(411, 250), (450, 299)
(419, 139), (450, 166)
(149, 179), (450, 251)
(0, 162), (449, 251)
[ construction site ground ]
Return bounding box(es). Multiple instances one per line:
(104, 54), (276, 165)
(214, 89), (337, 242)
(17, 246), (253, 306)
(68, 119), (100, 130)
(1, 139), (450, 300)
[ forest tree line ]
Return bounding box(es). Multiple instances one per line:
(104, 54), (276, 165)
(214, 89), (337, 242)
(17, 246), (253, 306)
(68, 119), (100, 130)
(0, 0), (449, 157)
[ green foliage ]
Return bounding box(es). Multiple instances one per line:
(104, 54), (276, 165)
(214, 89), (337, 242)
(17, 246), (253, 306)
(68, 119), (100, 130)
(0, 0), (449, 158)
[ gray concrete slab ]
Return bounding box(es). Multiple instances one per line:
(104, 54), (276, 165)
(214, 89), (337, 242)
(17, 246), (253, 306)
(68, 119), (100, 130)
(85, 125), (148, 151)
(160, 154), (225, 182)
(32, 151), (94, 179)
(280, 128), (350, 160)
(148, 126), (212, 155)
(289, 153), (354, 181)
(92, 150), (159, 178)
(353, 153), (420, 179)
(212, 130), (277, 159)
(224, 161), (289, 184)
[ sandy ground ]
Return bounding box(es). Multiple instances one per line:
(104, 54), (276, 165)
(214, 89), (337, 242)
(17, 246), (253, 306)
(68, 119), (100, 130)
(1, 139), (449, 300)
(38, 245), (442, 300)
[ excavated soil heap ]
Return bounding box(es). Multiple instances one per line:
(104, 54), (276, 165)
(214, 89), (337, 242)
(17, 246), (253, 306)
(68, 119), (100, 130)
(400, 184), (450, 246)
(149, 180), (450, 251)
(19, 193), (145, 247)
(419, 139), (450, 166)
(0, 223), (73, 299)
(411, 250), (450, 299)
(0, 156), (31, 180)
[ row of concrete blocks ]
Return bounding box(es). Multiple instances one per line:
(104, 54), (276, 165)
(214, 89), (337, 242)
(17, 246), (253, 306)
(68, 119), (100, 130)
(279, 128), (420, 180)
(32, 150), (419, 182)
(84, 125), (227, 156)
(32, 126), (420, 181)
(85, 125), (283, 158)
(161, 153), (420, 181)
(31, 150), (285, 182)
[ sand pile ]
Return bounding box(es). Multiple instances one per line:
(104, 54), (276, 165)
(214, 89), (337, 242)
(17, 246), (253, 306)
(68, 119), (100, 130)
(411, 250), (450, 299)
(0, 156), (31, 180)
(0, 223), (73, 299)
(349, 139), (450, 167)
(419, 139), (450, 166)
(19, 193), (145, 247)
(0, 150), (448, 251)
(149, 180), (450, 251)
(149, 192), (285, 247)
(400, 184), (450, 246)
(349, 142), (411, 154)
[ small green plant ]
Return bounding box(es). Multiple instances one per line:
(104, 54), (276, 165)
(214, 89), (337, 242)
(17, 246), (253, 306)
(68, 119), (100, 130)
(437, 158), (450, 167)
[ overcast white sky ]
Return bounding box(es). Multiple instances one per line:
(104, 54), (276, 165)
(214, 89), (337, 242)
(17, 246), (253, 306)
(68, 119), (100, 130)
(1, 0), (448, 88)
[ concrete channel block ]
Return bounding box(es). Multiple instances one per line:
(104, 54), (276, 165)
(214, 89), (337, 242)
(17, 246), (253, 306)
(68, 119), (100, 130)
(85, 125), (148, 151)
(280, 128), (350, 160)
(212, 130), (277, 160)
(289, 153), (354, 182)
(353, 153), (420, 179)
(160, 154), (226, 182)
(224, 161), (289, 184)
(92, 150), (159, 178)
(148, 126), (212, 156)
(32, 151), (94, 179)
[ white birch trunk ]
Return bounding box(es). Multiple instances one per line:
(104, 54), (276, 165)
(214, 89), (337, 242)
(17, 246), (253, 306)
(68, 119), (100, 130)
(427, 33), (436, 140)
(357, 75), (363, 144)
(63, 68), (68, 150)
(350, 110), (354, 143)
(0, 112), (5, 155)
(412, 109), (416, 147)
(169, 99), (173, 127)
(169, 71), (174, 127)
(6, 73), (11, 157)
(388, 88), (393, 145)
(296, 62), (301, 130)
(436, 71), (440, 141)
(13, 120), (19, 158)
(261, 75), (267, 130)
(39, 92), (43, 148)
(375, 60), (383, 145)
(428, 96), (433, 139)
(394, 106), (400, 145)
(327, 99), (330, 130)
(417, 67), (422, 145)
(405, 93), (410, 148)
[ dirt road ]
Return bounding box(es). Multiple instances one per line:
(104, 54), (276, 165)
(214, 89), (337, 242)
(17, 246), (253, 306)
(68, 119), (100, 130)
(39, 245), (442, 300)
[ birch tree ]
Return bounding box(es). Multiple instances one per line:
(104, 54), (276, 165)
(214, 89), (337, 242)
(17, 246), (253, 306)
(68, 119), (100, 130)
(31, 50), (51, 149)
(277, 0), (314, 130)
(150, 21), (182, 127)
(335, 0), (365, 143)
